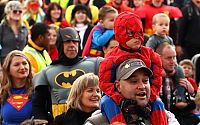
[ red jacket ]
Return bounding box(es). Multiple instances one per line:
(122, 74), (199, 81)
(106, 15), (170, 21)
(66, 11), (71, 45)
(99, 45), (162, 104)
(106, 2), (135, 14)
(187, 77), (198, 91)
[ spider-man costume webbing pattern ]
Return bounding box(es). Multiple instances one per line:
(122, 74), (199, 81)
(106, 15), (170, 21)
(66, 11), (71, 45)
(99, 12), (167, 124)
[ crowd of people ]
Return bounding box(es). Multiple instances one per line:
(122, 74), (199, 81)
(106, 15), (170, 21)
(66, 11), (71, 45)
(0, 0), (200, 125)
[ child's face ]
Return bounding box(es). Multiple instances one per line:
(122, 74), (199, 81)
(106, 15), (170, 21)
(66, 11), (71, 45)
(100, 12), (118, 29)
(153, 16), (169, 36)
(75, 11), (87, 23)
(126, 37), (142, 49)
(181, 64), (193, 78)
(134, 0), (143, 8)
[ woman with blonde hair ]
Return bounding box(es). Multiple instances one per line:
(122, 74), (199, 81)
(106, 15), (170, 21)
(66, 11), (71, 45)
(0, 0), (28, 63)
(48, 24), (59, 61)
(0, 50), (33, 124)
(55, 73), (101, 125)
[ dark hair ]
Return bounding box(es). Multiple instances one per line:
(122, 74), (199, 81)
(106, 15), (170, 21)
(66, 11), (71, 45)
(31, 23), (50, 41)
(71, 4), (91, 25)
(75, 0), (90, 6)
(44, 2), (63, 23)
(72, 4), (90, 20)
(127, 0), (134, 8)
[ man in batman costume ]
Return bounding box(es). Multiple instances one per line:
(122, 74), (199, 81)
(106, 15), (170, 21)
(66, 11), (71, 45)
(32, 27), (103, 123)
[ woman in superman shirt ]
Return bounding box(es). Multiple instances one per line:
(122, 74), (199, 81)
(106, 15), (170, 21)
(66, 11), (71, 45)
(0, 50), (33, 125)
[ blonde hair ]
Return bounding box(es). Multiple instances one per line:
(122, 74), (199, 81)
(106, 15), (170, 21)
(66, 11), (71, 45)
(67, 73), (99, 110)
(0, 50), (33, 102)
(4, 0), (22, 14)
(152, 13), (170, 25)
(98, 6), (118, 20)
(49, 24), (59, 32)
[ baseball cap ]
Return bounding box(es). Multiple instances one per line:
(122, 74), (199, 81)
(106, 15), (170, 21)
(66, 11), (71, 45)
(116, 59), (153, 80)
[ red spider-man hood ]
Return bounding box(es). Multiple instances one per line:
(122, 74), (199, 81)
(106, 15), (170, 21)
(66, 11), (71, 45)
(114, 11), (144, 49)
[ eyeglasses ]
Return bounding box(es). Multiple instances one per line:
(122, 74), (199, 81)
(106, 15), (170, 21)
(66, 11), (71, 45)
(12, 10), (22, 14)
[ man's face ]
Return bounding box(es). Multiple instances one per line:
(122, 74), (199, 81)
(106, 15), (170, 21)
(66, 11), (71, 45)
(116, 69), (150, 107)
(40, 31), (51, 49)
(161, 47), (176, 74)
(63, 41), (79, 59)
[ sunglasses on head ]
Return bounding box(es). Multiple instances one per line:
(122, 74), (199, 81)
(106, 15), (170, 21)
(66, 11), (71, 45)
(12, 10), (22, 14)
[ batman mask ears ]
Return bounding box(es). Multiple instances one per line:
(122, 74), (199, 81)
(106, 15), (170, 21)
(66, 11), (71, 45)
(59, 27), (80, 42)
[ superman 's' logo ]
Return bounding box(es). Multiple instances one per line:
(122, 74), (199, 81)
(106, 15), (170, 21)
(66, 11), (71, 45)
(55, 69), (85, 88)
(7, 94), (28, 111)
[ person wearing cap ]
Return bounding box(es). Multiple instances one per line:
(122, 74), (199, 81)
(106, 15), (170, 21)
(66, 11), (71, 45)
(85, 59), (167, 125)
(31, 27), (103, 123)
(98, 11), (167, 124)
(23, 23), (52, 75)
(102, 59), (155, 125)
(0, 0), (28, 64)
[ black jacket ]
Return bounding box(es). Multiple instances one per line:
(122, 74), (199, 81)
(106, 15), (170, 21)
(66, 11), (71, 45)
(177, 2), (200, 47)
(55, 108), (94, 125)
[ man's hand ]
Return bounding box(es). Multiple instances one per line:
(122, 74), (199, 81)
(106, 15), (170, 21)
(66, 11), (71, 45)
(21, 119), (48, 125)
(179, 78), (194, 94)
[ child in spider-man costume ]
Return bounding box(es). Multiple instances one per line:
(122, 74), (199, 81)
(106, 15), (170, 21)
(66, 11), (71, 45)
(99, 11), (167, 125)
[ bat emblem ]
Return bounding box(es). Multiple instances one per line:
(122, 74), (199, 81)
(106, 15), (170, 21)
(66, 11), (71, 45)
(55, 69), (85, 88)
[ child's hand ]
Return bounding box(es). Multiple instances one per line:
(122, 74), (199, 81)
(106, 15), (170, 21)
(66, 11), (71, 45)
(179, 78), (194, 94)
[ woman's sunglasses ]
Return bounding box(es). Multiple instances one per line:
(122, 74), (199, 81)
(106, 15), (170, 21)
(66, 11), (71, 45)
(12, 10), (22, 14)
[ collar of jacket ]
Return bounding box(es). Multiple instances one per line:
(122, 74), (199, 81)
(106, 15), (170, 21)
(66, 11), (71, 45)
(28, 38), (44, 51)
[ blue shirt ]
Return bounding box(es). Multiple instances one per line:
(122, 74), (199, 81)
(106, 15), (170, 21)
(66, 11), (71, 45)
(1, 87), (33, 125)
